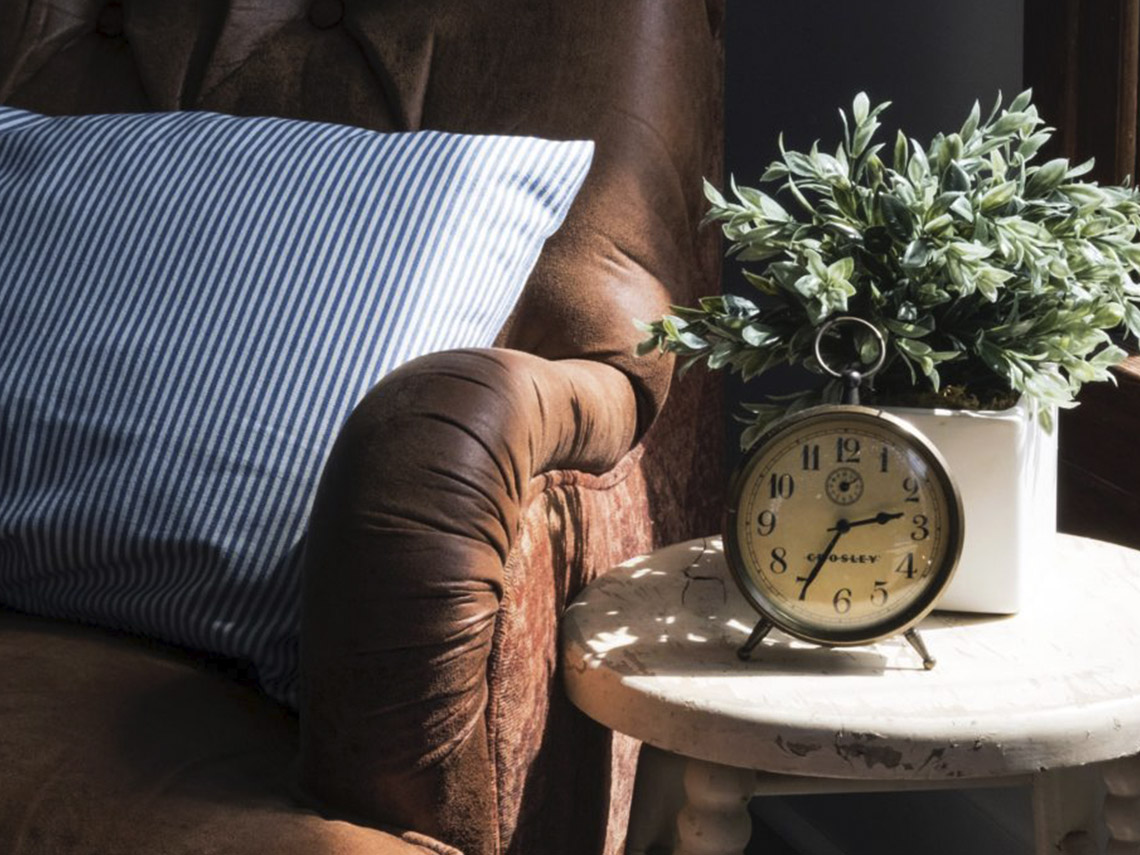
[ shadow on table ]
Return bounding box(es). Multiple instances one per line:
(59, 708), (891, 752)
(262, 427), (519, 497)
(582, 607), (1015, 680)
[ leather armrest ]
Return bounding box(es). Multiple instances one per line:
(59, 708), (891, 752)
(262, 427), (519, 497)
(296, 347), (639, 855)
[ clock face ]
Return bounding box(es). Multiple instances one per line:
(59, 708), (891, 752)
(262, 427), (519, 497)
(725, 406), (964, 646)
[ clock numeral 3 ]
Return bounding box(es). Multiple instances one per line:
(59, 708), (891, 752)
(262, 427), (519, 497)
(911, 514), (930, 541)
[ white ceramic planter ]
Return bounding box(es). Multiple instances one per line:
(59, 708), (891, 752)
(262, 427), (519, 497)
(880, 400), (1057, 615)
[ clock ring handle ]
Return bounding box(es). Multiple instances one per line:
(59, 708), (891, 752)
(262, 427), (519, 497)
(813, 315), (887, 381)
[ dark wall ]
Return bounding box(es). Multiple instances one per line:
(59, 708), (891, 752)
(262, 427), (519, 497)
(725, 1), (1025, 193)
(720, 0), (1025, 462)
(722, 14), (1030, 851)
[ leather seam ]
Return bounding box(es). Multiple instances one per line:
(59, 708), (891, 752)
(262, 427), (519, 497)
(487, 444), (645, 852)
(528, 442), (645, 497)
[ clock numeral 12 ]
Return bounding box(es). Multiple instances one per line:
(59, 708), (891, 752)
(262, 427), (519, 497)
(836, 437), (860, 463)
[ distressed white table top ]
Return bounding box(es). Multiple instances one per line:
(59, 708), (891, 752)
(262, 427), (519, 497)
(561, 535), (1140, 780)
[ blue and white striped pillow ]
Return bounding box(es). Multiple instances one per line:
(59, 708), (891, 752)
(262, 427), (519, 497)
(0, 106), (593, 706)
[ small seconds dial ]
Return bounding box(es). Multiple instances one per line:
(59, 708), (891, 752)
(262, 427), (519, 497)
(726, 406), (963, 647)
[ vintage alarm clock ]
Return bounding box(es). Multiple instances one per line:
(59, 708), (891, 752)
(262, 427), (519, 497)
(725, 317), (965, 668)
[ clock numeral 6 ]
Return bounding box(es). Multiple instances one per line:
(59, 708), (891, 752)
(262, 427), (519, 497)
(833, 587), (852, 614)
(769, 547), (788, 574)
(756, 510), (777, 536)
(769, 473), (794, 499)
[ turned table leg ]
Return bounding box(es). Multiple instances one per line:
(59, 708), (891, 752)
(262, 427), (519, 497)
(675, 758), (754, 855)
(1033, 764), (1104, 855)
(1104, 754), (1140, 854)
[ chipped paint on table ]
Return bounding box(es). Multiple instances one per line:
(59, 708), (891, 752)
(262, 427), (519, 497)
(562, 535), (1140, 854)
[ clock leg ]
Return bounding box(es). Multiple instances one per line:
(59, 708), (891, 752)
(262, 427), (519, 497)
(737, 618), (773, 661)
(904, 628), (936, 670)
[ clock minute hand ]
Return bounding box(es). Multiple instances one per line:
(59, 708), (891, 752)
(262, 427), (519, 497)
(797, 527), (844, 601)
(799, 512), (905, 601)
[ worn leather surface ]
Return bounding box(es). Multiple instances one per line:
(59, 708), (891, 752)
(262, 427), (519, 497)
(0, 610), (457, 855)
(300, 352), (639, 853)
(0, 0), (720, 425)
(0, 1), (725, 854)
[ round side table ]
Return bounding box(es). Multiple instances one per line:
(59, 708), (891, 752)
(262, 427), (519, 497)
(561, 535), (1140, 855)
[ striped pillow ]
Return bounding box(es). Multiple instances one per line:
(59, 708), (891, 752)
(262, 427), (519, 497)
(0, 106), (592, 706)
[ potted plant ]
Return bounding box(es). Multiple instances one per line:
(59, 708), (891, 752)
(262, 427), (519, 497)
(640, 90), (1140, 614)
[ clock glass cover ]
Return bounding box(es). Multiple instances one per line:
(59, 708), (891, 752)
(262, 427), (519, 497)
(726, 406), (964, 646)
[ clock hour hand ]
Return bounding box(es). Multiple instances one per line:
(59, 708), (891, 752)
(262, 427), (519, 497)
(797, 527), (844, 601)
(830, 511), (904, 532)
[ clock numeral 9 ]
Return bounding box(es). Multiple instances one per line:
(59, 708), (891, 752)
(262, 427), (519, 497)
(911, 514), (930, 541)
(836, 437), (861, 463)
(756, 510), (777, 536)
(769, 473), (795, 499)
(769, 547), (788, 574)
(832, 587), (852, 614)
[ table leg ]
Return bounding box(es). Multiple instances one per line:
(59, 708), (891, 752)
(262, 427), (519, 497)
(675, 758), (754, 855)
(626, 746), (687, 854)
(1103, 754), (1140, 854)
(1033, 765), (1103, 855)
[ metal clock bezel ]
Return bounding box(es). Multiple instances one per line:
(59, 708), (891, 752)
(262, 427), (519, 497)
(724, 404), (965, 648)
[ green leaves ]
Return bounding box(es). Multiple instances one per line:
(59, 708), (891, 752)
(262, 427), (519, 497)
(901, 238), (936, 268)
(1025, 158), (1069, 196)
(640, 89), (1140, 445)
(979, 180), (1017, 212)
(792, 251), (857, 320)
(880, 194), (915, 242)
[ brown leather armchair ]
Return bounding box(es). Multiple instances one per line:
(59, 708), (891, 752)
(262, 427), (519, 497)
(0, 2), (725, 854)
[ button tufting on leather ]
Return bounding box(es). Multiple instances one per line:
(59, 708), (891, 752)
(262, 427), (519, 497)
(308, 0), (344, 29)
(96, 1), (125, 38)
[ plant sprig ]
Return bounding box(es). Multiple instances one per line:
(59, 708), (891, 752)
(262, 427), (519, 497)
(639, 90), (1140, 444)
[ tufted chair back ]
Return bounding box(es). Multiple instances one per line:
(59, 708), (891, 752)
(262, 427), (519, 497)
(2, 0), (724, 523)
(0, 3), (724, 853)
